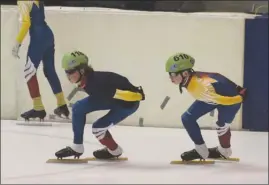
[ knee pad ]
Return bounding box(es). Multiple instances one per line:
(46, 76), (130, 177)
(92, 127), (109, 140)
(24, 57), (37, 82)
(92, 118), (114, 140)
(216, 122), (230, 136)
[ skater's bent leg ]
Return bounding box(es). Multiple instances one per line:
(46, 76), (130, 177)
(20, 39), (49, 120)
(42, 45), (66, 107)
(25, 54), (44, 111)
(72, 98), (92, 145)
(181, 112), (204, 145)
(92, 103), (139, 155)
(71, 97), (111, 153)
(55, 98), (111, 158)
(181, 101), (216, 159)
(70, 102), (88, 153)
(94, 129), (122, 156)
(181, 112), (210, 159)
(216, 121), (231, 148)
(214, 103), (241, 158)
(21, 44), (47, 120)
(181, 101), (216, 145)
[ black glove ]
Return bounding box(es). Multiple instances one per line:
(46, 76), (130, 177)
(236, 85), (247, 101)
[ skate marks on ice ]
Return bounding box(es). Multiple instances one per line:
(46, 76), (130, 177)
(2, 159), (120, 183)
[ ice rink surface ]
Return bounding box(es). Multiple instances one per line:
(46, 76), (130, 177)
(1, 120), (268, 184)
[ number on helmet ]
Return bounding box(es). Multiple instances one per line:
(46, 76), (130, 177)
(173, 54), (189, 61)
(71, 51), (84, 57)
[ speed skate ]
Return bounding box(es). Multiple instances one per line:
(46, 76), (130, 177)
(16, 113), (71, 127)
(170, 157), (240, 165)
(46, 156), (128, 164)
(16, 119), (53, 127)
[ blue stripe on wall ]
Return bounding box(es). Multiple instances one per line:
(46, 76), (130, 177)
(243, 15), (268, 131)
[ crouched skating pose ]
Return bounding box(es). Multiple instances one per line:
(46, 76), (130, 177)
(165, 53), (246, 161)
(55, 51), (145, 160)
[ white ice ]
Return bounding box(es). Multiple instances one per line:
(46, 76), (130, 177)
(1, 120), (268, 184)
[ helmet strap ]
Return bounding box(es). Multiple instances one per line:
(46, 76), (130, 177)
(76, 68), (85, 83)
(182, 74), (190, 86)
(178, 69), (194, 93)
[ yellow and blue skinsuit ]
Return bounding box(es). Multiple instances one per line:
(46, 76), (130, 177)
(16, 1), (66, 112)
(181, 71), (242, 145)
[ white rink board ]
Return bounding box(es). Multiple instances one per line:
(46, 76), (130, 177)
(1, 6), (255, 129)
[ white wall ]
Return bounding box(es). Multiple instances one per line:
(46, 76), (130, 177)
(1, 6), (19, 120)
(1, 6), (255, 129)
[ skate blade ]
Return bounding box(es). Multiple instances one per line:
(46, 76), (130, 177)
(84, 157), (128, 161)
(213, 157), (240, 162)
(16, 121), (52, 126)
(170, 160), (215, 165)
(49, 114), (71, 122)
(46, 157), (128, 164)
(46, 158), (88, 164)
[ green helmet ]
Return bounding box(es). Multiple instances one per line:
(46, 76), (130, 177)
(62, 51), (89, 71)
(165, 53), (195, 73)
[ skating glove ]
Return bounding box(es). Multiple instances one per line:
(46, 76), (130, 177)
(236, 85), (247, 101)
(12, 42), (21, 59)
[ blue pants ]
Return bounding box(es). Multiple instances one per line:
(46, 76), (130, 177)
(25, 27), (62, 94)
(72, 96), (140, 144)
(181, 100), (241, 145)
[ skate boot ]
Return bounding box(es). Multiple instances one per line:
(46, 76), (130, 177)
(93, 147), (122, 160)
(209, 123), (232, 159)
(54, 104), (70, 118)
(55, 146), (83, 159)
(21, 109), (46, 121)
(208, 147), (225, 159)
(181, 144), (209, 161)
(208, 146), (232, 159)
(181, 149), (203, 161)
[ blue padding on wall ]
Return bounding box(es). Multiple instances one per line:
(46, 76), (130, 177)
(243, 16), (268, 131)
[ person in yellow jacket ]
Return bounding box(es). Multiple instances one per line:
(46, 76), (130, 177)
(12, 1), (69, 120)
(165, 53), (247, 161)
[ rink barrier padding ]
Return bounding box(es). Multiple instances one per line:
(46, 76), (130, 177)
(243, 15), (268, 131)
